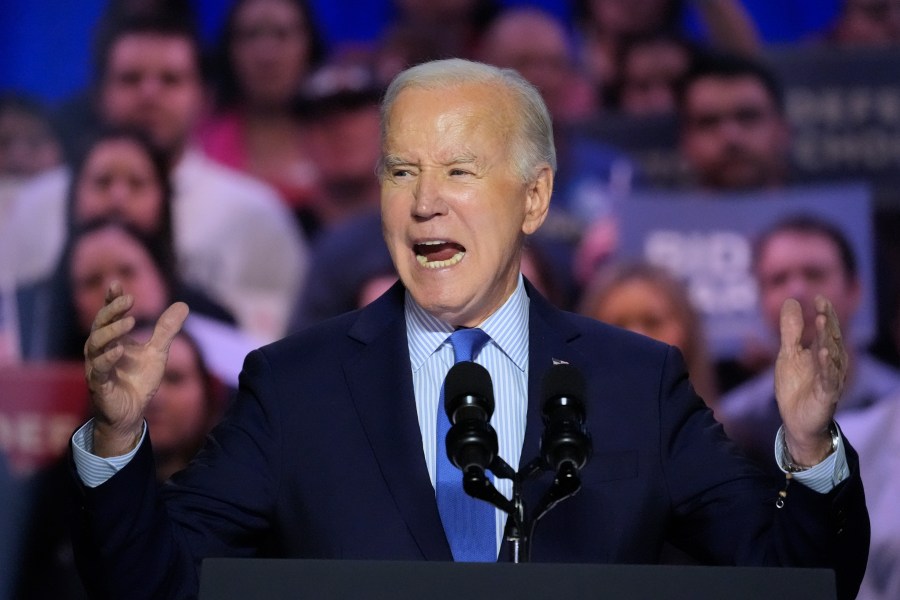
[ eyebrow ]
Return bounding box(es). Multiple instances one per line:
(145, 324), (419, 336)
(382, 153), (478, 168)
(381, 155), (413, 170)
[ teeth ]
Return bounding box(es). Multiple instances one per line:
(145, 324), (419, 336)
(416, 251), (465, 269)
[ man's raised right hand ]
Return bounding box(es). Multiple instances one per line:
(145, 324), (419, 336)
(83, 281), (189, 457)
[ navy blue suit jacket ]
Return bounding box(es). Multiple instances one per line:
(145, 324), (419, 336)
(71, 281), (869, 599)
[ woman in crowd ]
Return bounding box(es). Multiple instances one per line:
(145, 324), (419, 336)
(132, 321), (229, 481)
(39, 218), (254, 388)
(579, 260), (718, 408)
(16, 128), (236, 359)
(66, 126), (175, 260)
(198, 0), (325, 215)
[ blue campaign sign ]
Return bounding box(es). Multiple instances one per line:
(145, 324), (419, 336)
(616, 182), (874, 359)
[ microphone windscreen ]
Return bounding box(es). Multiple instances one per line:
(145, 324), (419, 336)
(445, 361), (494, 419)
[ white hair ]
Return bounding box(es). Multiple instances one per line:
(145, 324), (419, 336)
(379, 58), (556, 182)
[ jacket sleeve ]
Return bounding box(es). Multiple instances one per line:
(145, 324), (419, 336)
(658, 346), (869, 600)
(69, 348), (283, 600)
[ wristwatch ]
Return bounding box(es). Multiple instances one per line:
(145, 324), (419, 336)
(782, 422), (840, 473)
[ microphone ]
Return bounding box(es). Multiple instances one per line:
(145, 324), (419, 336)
(443, 361), (515, 513)
(540, 363), (591, 473)
(444, 361), (497, 474)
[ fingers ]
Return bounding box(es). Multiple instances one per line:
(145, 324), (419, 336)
(778, 298), (803, 355)
(104, 280), (124, 304)
(85, 314), (136, 359)
(84, 312), (135, 386)
(86, 344), (126, 389)
(813, 295), (843, 355)
(148, 302), (190, 354)
(92, 288), (134, 333)
(814, 295), (847, 394)
(815, 294), (843, 343)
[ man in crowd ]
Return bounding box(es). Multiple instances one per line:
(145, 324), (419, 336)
(2, 14), (308, 342)
(719, 215), (900, 470)
(677, 51), (791, 191)
(297, 60), (384, 236)
(71, 59), (867, 600)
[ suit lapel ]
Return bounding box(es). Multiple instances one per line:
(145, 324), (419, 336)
(522, 283), (585, 471)
(343, 284), (451, 560)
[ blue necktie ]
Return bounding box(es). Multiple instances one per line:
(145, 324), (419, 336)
(436, 327), (495, 562)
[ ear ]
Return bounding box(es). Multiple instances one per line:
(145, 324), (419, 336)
(522, 164), (553, 235)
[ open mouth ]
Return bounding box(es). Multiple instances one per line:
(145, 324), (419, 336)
(414, 240), (465, 269)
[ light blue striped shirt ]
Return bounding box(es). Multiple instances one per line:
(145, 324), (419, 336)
(406, 275), (530, 557)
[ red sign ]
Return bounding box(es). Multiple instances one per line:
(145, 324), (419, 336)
(0, 362), (90, 475)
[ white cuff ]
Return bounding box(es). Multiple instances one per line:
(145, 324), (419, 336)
(774, 424), (849, 494)
(71, 419), (147, 488)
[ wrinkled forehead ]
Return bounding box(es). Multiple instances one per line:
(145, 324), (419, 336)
(382, 82), (518, 147)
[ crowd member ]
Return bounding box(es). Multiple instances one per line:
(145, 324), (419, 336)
(579, 261), (718, 408)
(614, 34), (695, 116)
(835, 390), (900, 600)
(572, 51), (790, 299)
(373, 0), (500, 90)
(3, 13), (308, 342)
(288, 209), (394, 331)
(132, 323), (229, 482)
(676, 51), (791, 191)
(477, 7), (597, 124)
(0, 94), (62, 181)
(49, 0), (198, 163)
(71, 58), (866, 600)
(0, 94), (62, 219)
(198, 0), (325, 213)
(295, 60), (384, 236)
(67, 127), (175, 257)
(827, 0), (900, 46)
(719, 215), (900, 473)
(14, 127), (234, 359)
(42, 218), (255, 387)
(0, 94), (63, 361)
(573, 0), (759, 107)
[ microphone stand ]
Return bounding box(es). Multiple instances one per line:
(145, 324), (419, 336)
(473, 455), (584, 564)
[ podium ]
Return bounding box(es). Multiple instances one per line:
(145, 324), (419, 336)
(199, 559), (836, 600)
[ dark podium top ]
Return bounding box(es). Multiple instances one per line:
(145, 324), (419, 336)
(200, 559), (836, 600)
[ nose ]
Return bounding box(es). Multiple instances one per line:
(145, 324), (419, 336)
(784, 274), (811, 300)
(137, 75), (163, 100)
(718, 118), (745, 144)
(108, 179), (130, 205)
(412, 171), (448, 218)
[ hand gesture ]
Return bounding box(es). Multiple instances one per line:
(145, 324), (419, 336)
(83, 281), (189, 457)
(774, 295), (846, 467)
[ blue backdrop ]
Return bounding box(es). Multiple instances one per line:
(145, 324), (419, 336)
(0, 0), (840, 104)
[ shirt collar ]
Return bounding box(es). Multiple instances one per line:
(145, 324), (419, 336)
(406, 275), (530, 372)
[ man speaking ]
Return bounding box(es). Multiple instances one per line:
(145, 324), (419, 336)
(73, 59), (868, 599)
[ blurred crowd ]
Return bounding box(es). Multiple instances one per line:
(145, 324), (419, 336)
(2, 1), (900, 599)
